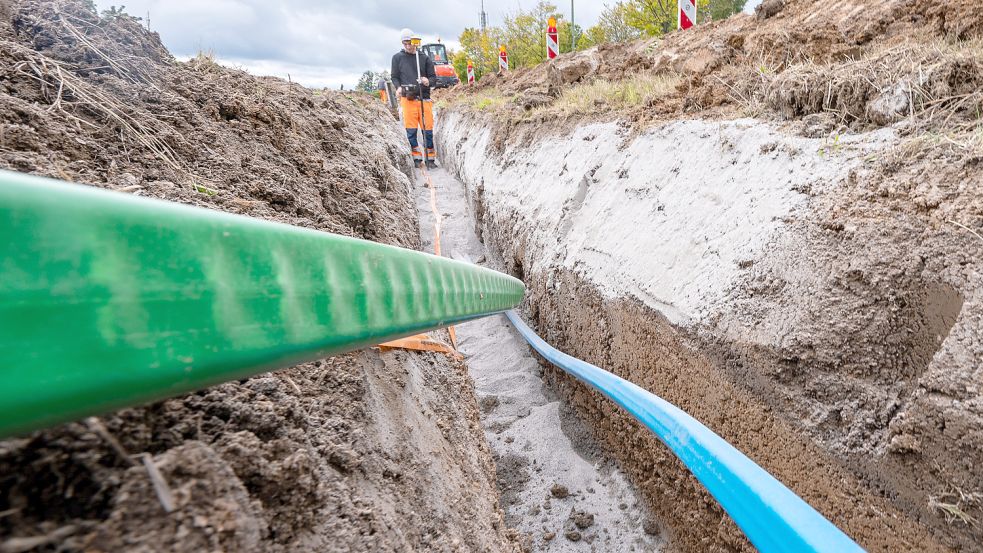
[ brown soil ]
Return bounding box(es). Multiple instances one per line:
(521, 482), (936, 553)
(438, 0), (983, 551)
(524, 272), (957, 553)
(0, 1), (516, 551)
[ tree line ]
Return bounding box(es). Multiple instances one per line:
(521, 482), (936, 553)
(450, 0), (747, 82)
(353, 0), (747, 90)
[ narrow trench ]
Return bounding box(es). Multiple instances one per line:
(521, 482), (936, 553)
(415, 168), (664, 551)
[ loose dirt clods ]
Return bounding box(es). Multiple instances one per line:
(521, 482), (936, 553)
(438, 0), (982, 551)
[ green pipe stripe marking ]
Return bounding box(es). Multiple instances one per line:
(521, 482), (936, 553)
(0, 170), (524, 438)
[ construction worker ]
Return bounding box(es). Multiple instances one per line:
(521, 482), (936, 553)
(391, 28), (438, 169)
(378, 76), (388, 104)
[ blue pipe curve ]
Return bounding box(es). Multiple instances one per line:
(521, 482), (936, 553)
(504, 310), (864, 553)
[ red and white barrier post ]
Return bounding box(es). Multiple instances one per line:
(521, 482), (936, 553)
(679, 0), (696, 30)
(546, 17), (559, 60)
(499, 45), (508, 72)
(467, 59), (475, 85)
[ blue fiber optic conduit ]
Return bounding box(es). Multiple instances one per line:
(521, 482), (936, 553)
(504, 310), (864, 553)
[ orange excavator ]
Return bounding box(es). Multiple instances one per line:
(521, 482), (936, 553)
(420, 40), (459, 88)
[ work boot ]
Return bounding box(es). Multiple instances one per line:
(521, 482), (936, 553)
(425, 160), (438, 169)
(413, 159), (422, 168)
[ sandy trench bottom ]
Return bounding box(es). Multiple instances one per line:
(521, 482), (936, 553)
(413, 165), (664, 551)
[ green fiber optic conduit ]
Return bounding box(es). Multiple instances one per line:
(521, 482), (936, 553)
(0, 170), (524, 439)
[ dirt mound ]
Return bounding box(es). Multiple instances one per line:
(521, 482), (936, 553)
(1, 0), (413, 246)
(0, 1), (515, 551)
(441, 0), (983, 136)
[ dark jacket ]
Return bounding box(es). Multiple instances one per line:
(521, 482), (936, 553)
(391, 49), (437, 100)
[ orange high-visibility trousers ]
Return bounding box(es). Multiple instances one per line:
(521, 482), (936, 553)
(400, 96), (435, 161)
(400, 97), (434, 131)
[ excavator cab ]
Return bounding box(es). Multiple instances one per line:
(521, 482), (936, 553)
(420, 42), (459, 88)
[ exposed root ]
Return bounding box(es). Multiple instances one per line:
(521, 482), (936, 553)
(947, 219), (983, 245)
(10, 48), (185, 174)
(56, 12), (157, 89)
(85, 416), (135, 466)
(0, 525), (78, 553)
(929, 487), (983, 527)
(140, 453), (176, 514)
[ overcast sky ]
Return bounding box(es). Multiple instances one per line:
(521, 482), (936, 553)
(91, 1), (604, 88)
(93, 1), (761, 89)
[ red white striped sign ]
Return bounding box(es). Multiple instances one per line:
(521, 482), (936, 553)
(546, 17), (559, 60)
(467, 60), (475, 85)
(499, 45), (508, 72)
(679, 0), (696, 30)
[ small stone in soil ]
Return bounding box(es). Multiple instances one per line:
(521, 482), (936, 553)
(543, 531), (556, 541)
(643, 519), (661, 536)
(565, 530), (582, 542)
(570, 510), (595, 529)
(550, 483), (569, 498)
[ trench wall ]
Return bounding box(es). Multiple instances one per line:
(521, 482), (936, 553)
(437, 108), (981, 552)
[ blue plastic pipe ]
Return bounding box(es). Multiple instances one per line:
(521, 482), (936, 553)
(505, 310), (865, 553)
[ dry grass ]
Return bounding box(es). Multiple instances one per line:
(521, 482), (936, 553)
(541, 73), (681, 117)
(897, 126), (983, 157)
(441, 72), (680, 120)
(2, 3), (205, 186)
(929, 487), (983, 527)
(189, 49), (220, 72)
(726, 38), (983, 132)
(57, 11), (159, 89)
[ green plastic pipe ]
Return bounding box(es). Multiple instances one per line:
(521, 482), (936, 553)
(0, 170), (524, 438)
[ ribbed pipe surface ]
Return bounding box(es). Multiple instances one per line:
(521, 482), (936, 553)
(505, 310), (864, 553)
(0, 170), (524, 438)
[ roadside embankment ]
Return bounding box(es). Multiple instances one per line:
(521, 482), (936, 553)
(0, 1), (516, 551)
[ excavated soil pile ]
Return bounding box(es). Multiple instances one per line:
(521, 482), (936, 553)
(438, 0), (983, 551)
(0, 1), (514, 551)
(443, 0), (983, 143)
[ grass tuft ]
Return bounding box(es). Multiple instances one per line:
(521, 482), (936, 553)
(543, 73), (681, 117)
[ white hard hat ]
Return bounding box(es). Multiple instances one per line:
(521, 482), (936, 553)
(400, 28), (413, 42)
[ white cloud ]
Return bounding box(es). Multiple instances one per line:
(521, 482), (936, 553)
(743, 0), (763, 13)
(94, 0), (605, 88)
(209, 57), (364, 89)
